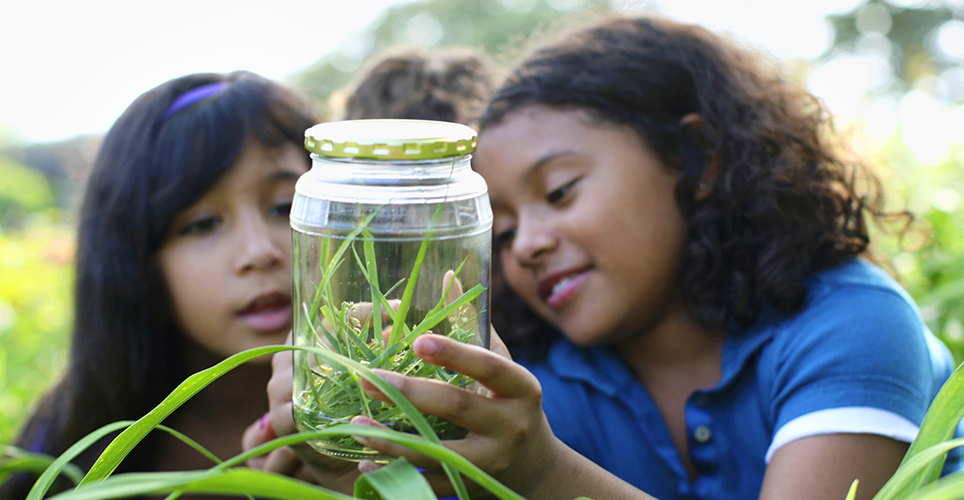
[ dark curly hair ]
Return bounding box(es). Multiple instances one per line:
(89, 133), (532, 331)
(481, 15), (893, 361)
(338, 47), (496, 128)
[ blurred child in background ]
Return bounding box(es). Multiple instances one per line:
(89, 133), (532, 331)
(331, 46), (496, 127)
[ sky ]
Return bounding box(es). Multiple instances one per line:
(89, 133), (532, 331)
(0, 0), (405, 143)
(0, 0), (943, 145)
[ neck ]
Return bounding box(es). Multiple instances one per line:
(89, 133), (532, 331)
(615, 303), (725, 389)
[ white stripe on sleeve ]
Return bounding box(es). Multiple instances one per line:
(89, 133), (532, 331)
(766, 407), (919, 463)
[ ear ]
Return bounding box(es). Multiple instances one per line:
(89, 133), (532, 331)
(679, 113), (720, 202)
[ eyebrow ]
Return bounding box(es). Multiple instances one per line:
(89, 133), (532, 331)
(263, 169), (303, 183)
(521, 150), (578, 184)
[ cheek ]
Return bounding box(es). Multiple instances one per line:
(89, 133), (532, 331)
(157, 248), (220, 324)
(499, 255), (543, 308)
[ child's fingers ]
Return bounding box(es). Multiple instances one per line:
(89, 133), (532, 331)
(442, 270), (464, 306)
(350, 416), (443, 470)
(412, 334), (537, 399)
(349, 299), (402, 325)
(351, 415), (438, 472)
(358, 369), (504, 435)
(487, 326), (512, 361)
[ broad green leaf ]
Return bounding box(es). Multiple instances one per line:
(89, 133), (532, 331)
(905, 470), (964, 500)
(26, 421), (133, 500)
(354, 457), (435, 500)
(80, 345), (290, 485)
(874, 438), (964, 500)
(876, 361), (964, 499)
(1, 447), (84, 486)
(330, 423), (525, 500)
(48, 469), (355, 500)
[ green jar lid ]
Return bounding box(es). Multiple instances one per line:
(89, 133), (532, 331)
(304, 119), (478, 160)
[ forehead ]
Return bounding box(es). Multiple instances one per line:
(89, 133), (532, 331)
(474, 106), (644, 180)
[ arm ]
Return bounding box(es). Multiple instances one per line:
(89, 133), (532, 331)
(760, 433), (906, 500)
(757, 267), (942, 500)
(352, 333), (654, 500)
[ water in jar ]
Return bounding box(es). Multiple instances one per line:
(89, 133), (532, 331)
(292, 200), (490, 462)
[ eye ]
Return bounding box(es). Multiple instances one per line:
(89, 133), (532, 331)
(176, 215), (221, 236)
(547, 178), (579, 204)
(270, 201), (293, 217)
(493, 227), (516, 251)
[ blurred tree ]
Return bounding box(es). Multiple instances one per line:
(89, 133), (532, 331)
(0, 155), (73, 444)
(0, 157), (55, 231)
(827, 0), (964, 100)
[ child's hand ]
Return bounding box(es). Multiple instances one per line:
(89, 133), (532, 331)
(350, 331), (564, 498)
(240, 332), (361, 493)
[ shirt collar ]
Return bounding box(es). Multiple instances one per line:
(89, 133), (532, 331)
(544, 308), (783, 395)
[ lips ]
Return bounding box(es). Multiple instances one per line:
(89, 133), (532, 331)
(537, 268), (591, 310)
(238, 291), (292, 333)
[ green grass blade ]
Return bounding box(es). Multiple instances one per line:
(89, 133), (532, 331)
(875, 438), (964, 500)
(25, 421), (134, 500)
(154, 425), (222, 466)
(876, 361), (964, 499)
(219, 423), (523, 500)
(354, 457), (436, 500)
(339, 305), (377, 361)
(905, 470), (964, 500)
(1, 447), (85, 487)
(408, 284), (484, 339)
(845, 480), (859, 500)
(388, 235), (429, 348)
(313, 210), (382, 330)
(48, 469), (356, 500)
(369, 285), (483, 368)
(362, 230), (383, 338)
(388, 203), (443, 347)
(293, 345), (470, 500)
(80, 345), (290, 485)
(335, 424), (524, 500)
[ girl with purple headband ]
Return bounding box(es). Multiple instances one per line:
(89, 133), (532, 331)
(1, 70), (316, 499)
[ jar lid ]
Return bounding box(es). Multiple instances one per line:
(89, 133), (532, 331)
(304, 119), (478, 160)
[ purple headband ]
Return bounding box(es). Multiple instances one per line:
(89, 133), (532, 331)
(160, 81), (228, 122)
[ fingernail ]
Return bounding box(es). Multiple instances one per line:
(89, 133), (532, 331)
(359, 460), (377, 473)
(258, 412), (269, 431)
(351, 415), (375, 427)
(414, 336), (438, 356)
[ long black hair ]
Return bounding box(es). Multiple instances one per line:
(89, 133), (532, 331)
(482, 15), (892, 360)
(3, 71), (315, 498)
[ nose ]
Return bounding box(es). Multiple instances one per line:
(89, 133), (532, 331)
(510, 211), (558, 268)
(234, 210), (285, 273)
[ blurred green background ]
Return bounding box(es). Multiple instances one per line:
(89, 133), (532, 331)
(1, 0), (963, 446)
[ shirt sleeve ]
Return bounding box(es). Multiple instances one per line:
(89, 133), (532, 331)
(763, 281), (942, 452)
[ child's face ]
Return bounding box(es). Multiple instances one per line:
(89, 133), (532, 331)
(474, 105), (688, 347)
(156, 140), (306, 359)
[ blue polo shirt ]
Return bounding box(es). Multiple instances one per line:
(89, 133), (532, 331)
(523, 259), (956, 500)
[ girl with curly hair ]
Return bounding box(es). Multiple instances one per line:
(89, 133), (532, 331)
(251, 14), (958, 500)
(334, 14), (958, 500)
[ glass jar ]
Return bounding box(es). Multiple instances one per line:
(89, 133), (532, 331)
(290, 119), (492, 462)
